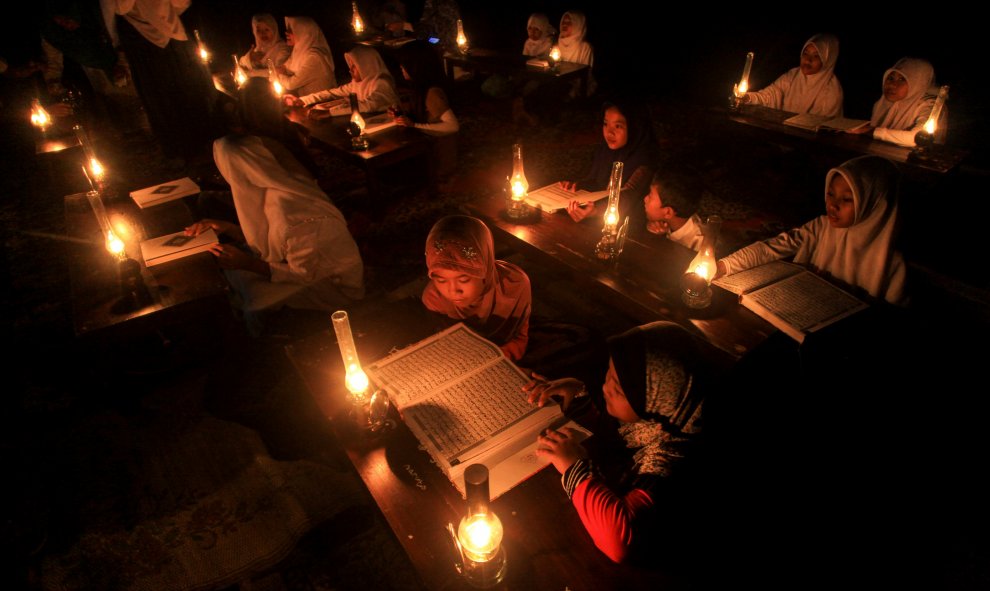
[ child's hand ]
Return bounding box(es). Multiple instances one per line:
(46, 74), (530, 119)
(536, 427), (587, 474)
(283, 94), (303, 107)
(566, 200), (595, 223)
(393, 115), (414, 127)
(523, 374), (584, 410)
(185, 219), (229, 237)
(646, 219), (668, 235)
(557, 180), (577, 192)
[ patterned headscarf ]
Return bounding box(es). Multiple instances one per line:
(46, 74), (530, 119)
(422, 216), (531, 359)
(607, 322), (713, 476)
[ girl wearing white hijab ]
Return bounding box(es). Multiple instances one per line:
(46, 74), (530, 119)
(855, 57), (946, 148)
(742, 33), (843, 117)
(187, 134), (364, 333)
(523, 13), (554, 57)
(239, 13), (290, 76)
(717, 155), (907, 305)
(276, 16), (336, 96)
(557, 10), (595, 95)
(286, 45), (399, 113)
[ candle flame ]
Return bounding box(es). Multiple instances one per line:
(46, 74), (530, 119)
(457, 33), (467, 48)
(236, 68), (248, 87)
(693, 262), (711, 281)
(89, 158), (106, 181)
(351, 111), (366, 132)
(271, 79), (284, 96)
(353, 15), (364, 33)
(345, 366), (369, 395)
(466, 519), (491, 549)
(511, 181), (525, 199)
(106, 229), (125, 256)
(198, 46), (210, 63)
(605, 210), (618, 228)
(924, 117), (936, 135)
(30, 102), (52, 129)
(550, 46), (561, 62)
(737, 80), (748, 95)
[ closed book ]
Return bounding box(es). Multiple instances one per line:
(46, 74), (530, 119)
(140, 229), (218, 267)
(130, 177), (201, 209)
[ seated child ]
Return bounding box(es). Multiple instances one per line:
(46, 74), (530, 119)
(643, 168), (705, 250)
(716, 155), (907, 305)
(238, 13), (291, 77)
(523, 13), (555, 57)
(849, 57), (946, 148)
(741, 33), (843, 118)
(283, 44), (399, 113)
(422, 215), (531, 361)
(561, 100), (658, 223)
(526, 321), (718, 563)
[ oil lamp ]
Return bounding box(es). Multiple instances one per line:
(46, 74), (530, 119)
(505, 143), (532, 219)
(351, 1), (365, 35)
(548, 45), (561, 71)
(680, 215), (721, 309)
(347, 93), (369, 150)
(912, 85), (949, 161)
(729, 51), (754, 112)
(594, 161), (624, 261)
(232, 54), (248, 88)
(194, 29), (211, 64)
(456, 19), (469, 54)
(331, 310), (389, 431)
(449, 464), (507, 588)
(267, 59), (283, 97)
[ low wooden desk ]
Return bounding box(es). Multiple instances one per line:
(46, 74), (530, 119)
(442, 49), (590, 97)
(285, 298), (687, 591)
(65, 192), (229, 338)
(466, 195), (775, 360)
(286, 107), (437, 204)
(722, 104), (968, 176)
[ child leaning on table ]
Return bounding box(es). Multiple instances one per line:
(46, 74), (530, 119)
(643, 167), (705, 251)
(422, 215), (532, 361)
(715, 154), (907, 305)
(525, 321), (718, 563)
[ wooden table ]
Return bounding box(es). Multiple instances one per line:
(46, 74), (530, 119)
(286, 106), (437, 206)
(466, 195), (776, 360)
(284, 297), (691, 591)
(65, 192), (229, 339)
(442, 49), (590, 97)
(721, 104), (969, 176)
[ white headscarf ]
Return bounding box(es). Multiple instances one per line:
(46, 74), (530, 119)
(241, 13), (289, 70)
(870, 57), (937, 132)
(523, 13), (554, 57)
(115, 0), (189, 48)
(283, 16), (334, 78)
(780, 33), (842, 115)
(800, 156), (907, 304)
(344, 45), (396, 102)
(557, 11), (592, 66)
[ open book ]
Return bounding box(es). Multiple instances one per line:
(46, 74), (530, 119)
(521, 182), (609, 212)
(140, 229), (218, 267)
(366, 323), (590, 499)
(130, 177), (201, 209)
(713, 261), (868, 343)
(782, 113), (870, 133)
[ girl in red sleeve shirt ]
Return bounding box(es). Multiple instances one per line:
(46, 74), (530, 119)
(526, 321), (715, 563)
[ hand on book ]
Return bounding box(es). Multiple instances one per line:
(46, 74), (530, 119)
(283, 94), (303, 107)
(845, 124), (874, 135)
(186, 219), (243, 242)
(536, 427), (588, 474)
(566, 199), (596, 222)
(523, 374), (584, 410)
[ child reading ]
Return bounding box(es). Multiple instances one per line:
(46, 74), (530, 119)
(643, 168), (705, 250)
(740, 33), (843, 118)
(526, 321), (718, 563)
(422, 215), (531, 361)
(716, 155), (907, 305)
(283, 45), (399, 113)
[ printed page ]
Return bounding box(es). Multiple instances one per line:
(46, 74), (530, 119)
(524, 183), (609, 212)
(744, 271), (867, 336)
(713, 260), (803, 295)
(367, 323), (503, 407)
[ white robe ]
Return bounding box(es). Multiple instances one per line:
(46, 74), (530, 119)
(279, 16), (336, 95)
(238, 14), (291, 76)
(114, 0), (190, 48)
(870, 57), (946, 148)
(719, 156), (907, 305)
(745, 34), (843, 117)
(300, 45), (399, 112)
(522, 13), (554, 57)
(668, 214), (705, 251)
(557, 10), (595, 96)
(213, 135), (364, 313)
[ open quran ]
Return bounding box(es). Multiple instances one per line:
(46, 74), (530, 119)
(713, 261), (868, 343)
(366, 323), (589, 499)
